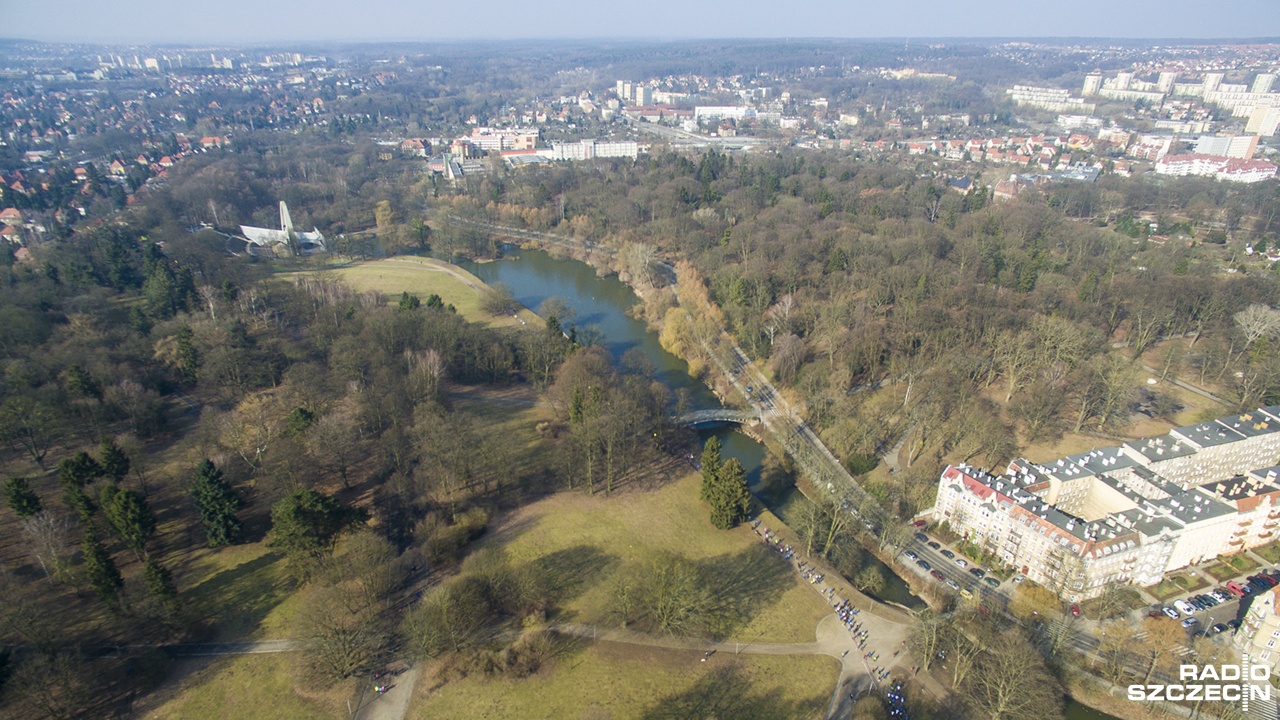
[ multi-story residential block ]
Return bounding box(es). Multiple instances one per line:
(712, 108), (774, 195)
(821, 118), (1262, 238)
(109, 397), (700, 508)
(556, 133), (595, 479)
(1234, 587), (1280, 671)
(1156, 154), (1278, 183)
(932, 408), (1280, 601)
(1006, 86), (1096, 113)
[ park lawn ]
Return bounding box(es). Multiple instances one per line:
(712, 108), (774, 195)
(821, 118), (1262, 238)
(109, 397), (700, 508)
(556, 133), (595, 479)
(412, 641), (837, 720)
(138, 653), (351, 720)
(449, 384), (554, 486)
(179, 542), (302, 641)
(314, 257), (541, 329)
(481, 472), (832, 645)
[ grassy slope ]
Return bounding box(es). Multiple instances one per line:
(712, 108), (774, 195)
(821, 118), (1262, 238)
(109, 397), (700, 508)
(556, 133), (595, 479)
(309, 257), (542, 329)
(136, 654), (351, 720)
(415, 641), (837, 720)
(482, 472), (832, 644)
(410, 472), (836, 717)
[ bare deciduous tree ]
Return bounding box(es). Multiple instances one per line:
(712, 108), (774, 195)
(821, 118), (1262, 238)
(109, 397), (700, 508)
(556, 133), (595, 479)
(961, 632), (1064, 720)
(22, 511), (72, 581)
(1235, 303), (1280, 347)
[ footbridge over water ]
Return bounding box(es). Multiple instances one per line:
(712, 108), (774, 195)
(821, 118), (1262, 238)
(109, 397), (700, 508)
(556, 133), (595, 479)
(676, 409), (761, 427)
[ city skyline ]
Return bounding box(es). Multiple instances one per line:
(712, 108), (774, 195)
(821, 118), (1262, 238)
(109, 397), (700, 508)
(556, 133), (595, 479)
(4, 0), (1280, 45)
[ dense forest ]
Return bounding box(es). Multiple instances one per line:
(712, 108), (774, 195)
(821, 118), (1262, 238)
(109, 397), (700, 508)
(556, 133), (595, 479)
(435, 147), (1280, 518)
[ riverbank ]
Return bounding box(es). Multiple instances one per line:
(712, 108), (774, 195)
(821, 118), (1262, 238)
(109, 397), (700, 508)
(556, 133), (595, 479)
(454, 222), (1132, 719)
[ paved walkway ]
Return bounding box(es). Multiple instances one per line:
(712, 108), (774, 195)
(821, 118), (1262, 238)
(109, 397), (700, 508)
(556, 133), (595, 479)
(353, 663), (420, 720)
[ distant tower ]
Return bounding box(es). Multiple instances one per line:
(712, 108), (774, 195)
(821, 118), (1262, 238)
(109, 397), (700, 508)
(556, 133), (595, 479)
(1158, 71), (1178, 93)
(1252, 73), (1276, 95)
(1204, 72), (1225, 93)
(1083, 74), (1103, 96)
(1115, 72), (1133, 91)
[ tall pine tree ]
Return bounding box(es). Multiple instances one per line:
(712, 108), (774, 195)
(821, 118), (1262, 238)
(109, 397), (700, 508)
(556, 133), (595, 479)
(699, 436), (722, 501)
(707, 458), (752, 530)
(100, 484), (156, 559)
(191, 460), (242, 547)
(143, 555), (179, 614)
(82, 528), (123, 606)
(2, 477), (41, 519)
(98, 439), (131, 483)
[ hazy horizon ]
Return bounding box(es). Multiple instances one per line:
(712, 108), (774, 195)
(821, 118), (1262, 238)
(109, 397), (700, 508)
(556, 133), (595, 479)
(5, 0), (1279, 45)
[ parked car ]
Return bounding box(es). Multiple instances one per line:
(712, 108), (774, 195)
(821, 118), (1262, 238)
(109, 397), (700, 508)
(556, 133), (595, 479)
(1226, 582), (1246, 597)
(1211, 589), (1232, 603)
(1012, 575), (1025, 584)
(928, 541), (942, 550)
(1181, 617), (1199, 628)
(968, 568), (986, 578)
(912, 519), (927, 527)
(984, 577), (1001, 588)
(1162, 607), (1180, 619)
(931, 570), (946, 581)
(1070, 604), (1081, 617)
(1210, 623), (1229, 635)
(1148, 610), (1164, 619)
(914, 532), (929, 543)
(916, 559), (932, 571)
(954, 558), (968, 568)
(945, 579), (961, 590)
(1228, 619), (1242, 630)
(904, 551), (918, 560)
(959, 588), (973, 599)
(941, 549), (956, 559)
(1174, 599), (1196, 615)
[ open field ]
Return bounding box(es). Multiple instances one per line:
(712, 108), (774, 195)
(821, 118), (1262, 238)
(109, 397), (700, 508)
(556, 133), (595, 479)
(480, 472), (832, 644)
(412, 640), (837, 720)
(299, 257), (542, 329)
(135, 653), (351, 720)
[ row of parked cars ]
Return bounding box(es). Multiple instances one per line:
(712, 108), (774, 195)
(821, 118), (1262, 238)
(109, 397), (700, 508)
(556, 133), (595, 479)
(904, 540), (1003, 591)
(1153, 571), (1280, 629)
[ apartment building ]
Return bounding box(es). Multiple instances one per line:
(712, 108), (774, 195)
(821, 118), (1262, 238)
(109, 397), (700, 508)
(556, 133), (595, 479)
(932, 408), (1280, 601)
(1234, 587), (1280, 671)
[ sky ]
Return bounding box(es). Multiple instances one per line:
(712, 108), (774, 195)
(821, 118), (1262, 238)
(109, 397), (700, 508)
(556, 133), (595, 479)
(3, 0), (1279, 45)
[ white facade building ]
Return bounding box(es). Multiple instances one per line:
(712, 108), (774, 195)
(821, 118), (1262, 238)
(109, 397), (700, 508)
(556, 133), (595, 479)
(932, 408), (1280, 601)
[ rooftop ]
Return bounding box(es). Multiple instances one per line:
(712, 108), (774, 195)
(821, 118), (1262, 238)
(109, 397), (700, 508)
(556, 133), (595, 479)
(1124, 433), (1197, 462)
(1172, 421), (1248, 449)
